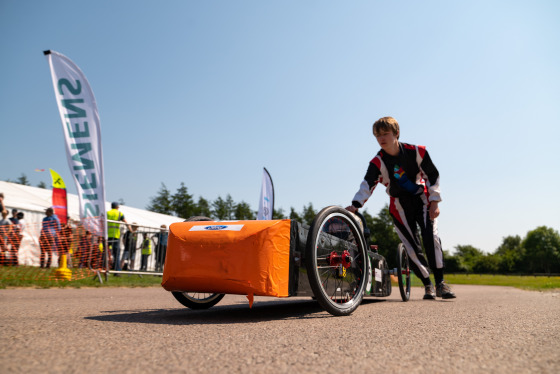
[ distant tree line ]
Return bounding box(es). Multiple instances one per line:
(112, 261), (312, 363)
(145, 182), (321, 223)
(361, 205), (560, 275)
(4, 173), (47, 189)
(8, 176), (558, 274)
(445, 226), (560, 274)
(148, 183), (560, 275)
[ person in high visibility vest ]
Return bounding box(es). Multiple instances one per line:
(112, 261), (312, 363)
(140, 232), (152, 271)
(107, 202), (127, 273)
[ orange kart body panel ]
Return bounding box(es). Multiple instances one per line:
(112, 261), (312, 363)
(162, 219), (295, 298)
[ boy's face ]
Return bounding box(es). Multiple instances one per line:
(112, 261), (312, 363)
(375, 130), (399, 153)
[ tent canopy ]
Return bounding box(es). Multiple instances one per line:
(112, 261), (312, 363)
(0, 180), (185, 230)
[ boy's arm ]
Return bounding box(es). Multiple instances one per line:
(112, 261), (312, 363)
(346, 161), (381, 212)
(429, 201), (440, 220)
(418, 147), (441, 203)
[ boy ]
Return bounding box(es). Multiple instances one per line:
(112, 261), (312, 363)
(346, 116), (455, 299)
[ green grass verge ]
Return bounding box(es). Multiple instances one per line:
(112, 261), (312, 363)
(2, 267), (559, 291)
(391, 273), (560, 291)
(0, 268), (162, 289)
(444, 274), (560, 291)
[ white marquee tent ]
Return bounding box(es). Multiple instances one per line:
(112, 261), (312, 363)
(0, 180), (185, 266)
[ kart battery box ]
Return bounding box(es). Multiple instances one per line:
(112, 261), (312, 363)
(162, 219), (296, 298)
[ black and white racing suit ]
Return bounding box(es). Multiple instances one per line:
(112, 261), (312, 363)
(351, 142), (445, 286)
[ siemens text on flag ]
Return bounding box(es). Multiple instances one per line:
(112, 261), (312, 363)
(44, 50), (107, 238)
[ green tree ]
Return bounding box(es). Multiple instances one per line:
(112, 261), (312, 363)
(454, 245), (485, 273)
(302, 203), (317, 226)
(522, 226), (560, 274)
(171, 182), (195, 219)
(442, 250), (464, 273)
(37, 181), (47, 189)
(472, 253), (500, 274)
(494, 235), (523, 273)
(273, 207), (286, 219)
(16, 174), (31, 186)
(212, 195), (236, 220)
(368, 205), (401, 262)
(289, 207), (302, 222)
(234, 201), (255, 220)
(193, 196), (212, 218)
(361, 209), (375, 242)
(146, 183), (173, 215)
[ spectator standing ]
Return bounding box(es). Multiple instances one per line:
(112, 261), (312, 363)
(9, 209), (18, 224)
(154, 224), (168, 271)
(140, 232), (152, 271)
(0, 193), (5, 214)
(0, 210), (13, 266)
(121, 223), (139, 271)
(92, 235), (104, 269)
(78, 230), (93, 268)
(40, 207), (60, 268)
(107, 202), (127, 274)
(8, 209), (21, 266)
(16, 212), (26, 233)
(15, 212), (25, 266)
(58, 222), (73, 267)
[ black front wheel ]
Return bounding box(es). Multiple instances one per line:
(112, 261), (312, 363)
(305, 206), (369, 316)
(172, 291), (225, 310)
(171, 216), (226, 310)
(396, 243), (411, 301)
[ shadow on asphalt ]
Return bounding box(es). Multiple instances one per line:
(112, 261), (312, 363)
(86, 298), (329, 325)
(85, 297), (389, 325)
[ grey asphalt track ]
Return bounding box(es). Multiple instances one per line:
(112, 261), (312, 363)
(1, 285), (558, 373)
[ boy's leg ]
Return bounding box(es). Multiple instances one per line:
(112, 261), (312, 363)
(417, 198), (456, 298)
(389, 197), (432, 286)
(416, 199), (445, 285)
(40, 244), (45, 268)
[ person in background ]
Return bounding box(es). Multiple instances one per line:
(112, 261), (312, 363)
(8, 209), (21, 266)
(9, 208), (18, 224)
(121, 223), (139, 271)
(92, 236), (104, 269)
(78, 230), (93, 269)
(40, 207), (60, 268)
(140, 232), (152, 271)
(107, 202), (127, 275)
(58, 222), (73, 268)
(0, 193), (5, 214)
(0, 209), (13, 266)
(14, 212), (25, 266)
(154, 224), (168, 271)
(16, 212), (25, 232)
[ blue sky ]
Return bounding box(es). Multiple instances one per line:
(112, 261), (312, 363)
(1, 0), (559, 254)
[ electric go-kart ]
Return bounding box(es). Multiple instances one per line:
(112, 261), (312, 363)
(162, 206), (411, 316)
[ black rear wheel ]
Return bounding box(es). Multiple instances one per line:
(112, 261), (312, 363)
(172, 291), (225, 309)
(305, 206), (369, 316)
(396, 243), (411, 301)
(171, 216), (225, 310)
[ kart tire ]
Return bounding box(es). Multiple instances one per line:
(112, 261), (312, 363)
(397, 243), (411, 302)
(305, 206), (369, 316)
(171, 216), (225, 310)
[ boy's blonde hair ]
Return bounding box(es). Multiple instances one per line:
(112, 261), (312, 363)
(373, 116), (400, 139)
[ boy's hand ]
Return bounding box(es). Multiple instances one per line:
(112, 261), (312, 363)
(429, 201), (440, 220)
(345, 205), (358, 213)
